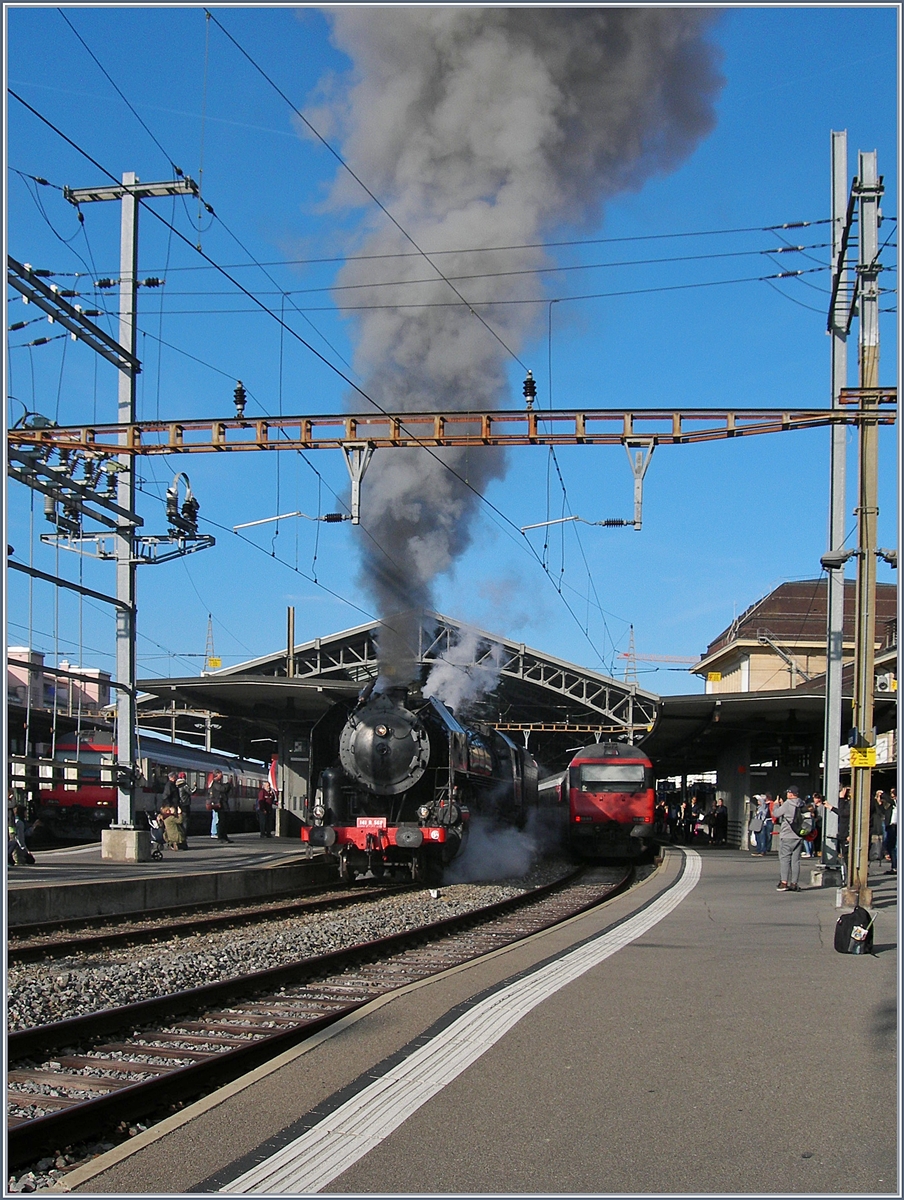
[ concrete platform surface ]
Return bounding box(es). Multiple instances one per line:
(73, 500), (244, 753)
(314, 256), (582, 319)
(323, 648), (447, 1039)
(57, 846), (898, 1196)
(7, 836), (334, 925)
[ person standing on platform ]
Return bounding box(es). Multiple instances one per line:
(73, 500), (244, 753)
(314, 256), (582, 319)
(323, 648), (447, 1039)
(885, 788), (897, 876)
(161, 770), (180, 812)
(161, 806), (184, 850)
(810, 793), (825, 858)
(255, 784), (275, 838)
(209, 770), (232, 844)
(837, 785), (851, 866)
(763, 792), (775, 855)
(175, 773), (192, 850)
(773, 784), (805, 891)
(9, 805), (35, 865)
(710, 797), (729, 846)
(750, 795), (769, 855)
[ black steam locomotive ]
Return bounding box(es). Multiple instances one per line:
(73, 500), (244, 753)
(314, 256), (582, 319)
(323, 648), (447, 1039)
(301, 686), (538, 883)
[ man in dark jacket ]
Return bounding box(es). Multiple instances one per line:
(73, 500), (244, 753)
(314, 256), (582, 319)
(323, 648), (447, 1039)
(710, 798), (729, 846)
(160, 771), (180, 810)
(209, 770), (232, 843)
(175, 772), (192, 850)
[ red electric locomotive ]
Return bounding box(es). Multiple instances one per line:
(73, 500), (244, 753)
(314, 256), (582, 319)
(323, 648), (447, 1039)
(562, 741), (656, 857)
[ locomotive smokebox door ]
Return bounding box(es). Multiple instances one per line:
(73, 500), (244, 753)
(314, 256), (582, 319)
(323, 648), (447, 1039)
(339, 693), (430, 796)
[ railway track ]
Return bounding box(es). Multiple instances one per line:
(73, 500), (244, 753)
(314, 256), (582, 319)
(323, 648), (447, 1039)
(7, 883), (413, 963)
(8, 866), (633, 1166)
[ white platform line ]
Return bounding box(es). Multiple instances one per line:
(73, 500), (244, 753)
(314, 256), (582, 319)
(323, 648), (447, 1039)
(223, 850), (701, 1194)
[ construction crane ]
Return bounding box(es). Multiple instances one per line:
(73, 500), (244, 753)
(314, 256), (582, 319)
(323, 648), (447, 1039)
(619, 627), (699, 683)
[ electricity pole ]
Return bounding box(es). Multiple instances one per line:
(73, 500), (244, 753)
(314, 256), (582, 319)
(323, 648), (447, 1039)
(64, 173), (197, 849)
(844, 150), (883, 907)
(821, 129), (848, 868)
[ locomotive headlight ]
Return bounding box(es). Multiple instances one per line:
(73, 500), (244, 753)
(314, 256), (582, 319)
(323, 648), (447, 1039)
(375, 724), (389, 737)
(313, 803), (326, 820)
(417, 805), (431, 821)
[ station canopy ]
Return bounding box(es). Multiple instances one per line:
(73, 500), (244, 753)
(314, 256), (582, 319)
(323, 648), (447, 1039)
(136, 613), (660, 771)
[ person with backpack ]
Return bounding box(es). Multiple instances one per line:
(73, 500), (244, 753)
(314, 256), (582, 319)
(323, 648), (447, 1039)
(772, 784), (806, 892)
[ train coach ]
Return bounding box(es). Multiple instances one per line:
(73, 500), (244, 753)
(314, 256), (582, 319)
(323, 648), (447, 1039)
(302, 685), (539, 884)
(36, 728), (269, 841)
(560, 741), (657, 858)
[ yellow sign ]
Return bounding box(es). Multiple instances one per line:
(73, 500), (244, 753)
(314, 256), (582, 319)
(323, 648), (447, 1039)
(707, 672), (722, 683)
(850, 746), (877, 768)
(206, 657), (222, 669)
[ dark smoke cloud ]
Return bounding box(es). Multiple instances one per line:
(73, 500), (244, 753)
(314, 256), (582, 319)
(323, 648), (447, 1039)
(319, 8), (723, 681)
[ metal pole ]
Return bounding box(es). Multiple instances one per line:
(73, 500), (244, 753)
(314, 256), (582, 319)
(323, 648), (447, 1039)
(116, 173), (139, 829)
(822, 129), (848, 867)
(845, 150), (882, 908)
(287, 606), (295, 678)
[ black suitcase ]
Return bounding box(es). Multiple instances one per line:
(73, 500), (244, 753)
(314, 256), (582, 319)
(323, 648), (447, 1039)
(834, 905), (875, 954)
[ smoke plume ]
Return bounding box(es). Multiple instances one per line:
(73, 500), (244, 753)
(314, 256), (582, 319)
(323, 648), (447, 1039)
(320, 9), (723, 679)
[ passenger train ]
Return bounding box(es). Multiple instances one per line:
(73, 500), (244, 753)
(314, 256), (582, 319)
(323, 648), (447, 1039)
(302, 686), (539, 883)
(554, 741), (657, 858)
(36, 728), (270, 841)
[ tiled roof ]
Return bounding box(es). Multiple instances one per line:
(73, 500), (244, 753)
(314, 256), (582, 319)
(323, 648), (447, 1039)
(704, 579), (897, 657)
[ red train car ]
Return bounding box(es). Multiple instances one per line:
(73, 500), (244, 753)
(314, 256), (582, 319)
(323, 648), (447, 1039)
(36, 728), (268, 841)
(563, 741), (656, 857)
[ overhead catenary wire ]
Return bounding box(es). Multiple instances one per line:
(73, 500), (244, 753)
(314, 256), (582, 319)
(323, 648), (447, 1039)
(64, 243), (831, 299)
(80, 219), (841, 276)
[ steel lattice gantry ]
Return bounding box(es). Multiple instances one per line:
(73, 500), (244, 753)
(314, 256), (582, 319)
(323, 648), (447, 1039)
(5, 397), (896, 457)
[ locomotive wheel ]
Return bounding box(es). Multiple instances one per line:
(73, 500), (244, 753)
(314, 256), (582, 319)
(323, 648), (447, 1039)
(338, 850), (356, 884)
(412, 847), (443, 886)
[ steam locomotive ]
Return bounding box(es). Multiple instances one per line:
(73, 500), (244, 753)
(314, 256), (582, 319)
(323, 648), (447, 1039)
(302, 686), (539, 883)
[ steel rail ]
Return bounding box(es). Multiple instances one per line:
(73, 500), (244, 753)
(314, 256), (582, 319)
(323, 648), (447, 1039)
(7, 883), (415, 963)
(7, 404), (896, 457)
(8, 865), (633, 1165)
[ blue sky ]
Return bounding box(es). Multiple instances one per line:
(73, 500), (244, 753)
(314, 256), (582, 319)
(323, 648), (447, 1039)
(5, 5), (899, 699)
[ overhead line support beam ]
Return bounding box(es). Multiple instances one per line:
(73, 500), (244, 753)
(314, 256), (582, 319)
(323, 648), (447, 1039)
(8, 406), (895, 458)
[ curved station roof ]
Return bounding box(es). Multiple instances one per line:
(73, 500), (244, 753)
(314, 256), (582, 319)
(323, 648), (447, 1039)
(137, 613), (659, 770)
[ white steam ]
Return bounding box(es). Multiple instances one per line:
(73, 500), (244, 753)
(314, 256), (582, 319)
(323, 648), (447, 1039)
(444, 816), (536, 884)
(422, 629), (502, 716)
(318, 9), (723, 679)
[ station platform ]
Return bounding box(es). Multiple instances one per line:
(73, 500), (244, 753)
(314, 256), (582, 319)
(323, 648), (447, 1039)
(6, 835), (335, 926)
(57, 844), (898, 1196)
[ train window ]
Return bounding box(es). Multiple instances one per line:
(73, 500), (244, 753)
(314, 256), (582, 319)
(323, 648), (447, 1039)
(578, 764), (647, 792)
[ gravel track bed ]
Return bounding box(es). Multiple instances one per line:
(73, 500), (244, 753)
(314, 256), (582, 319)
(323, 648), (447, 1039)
(8, 857), (627, 1191)
(8, 860), (576, 1033)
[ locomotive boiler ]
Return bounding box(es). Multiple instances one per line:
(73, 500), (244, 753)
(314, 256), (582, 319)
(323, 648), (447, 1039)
(302, 686), (538, 883)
